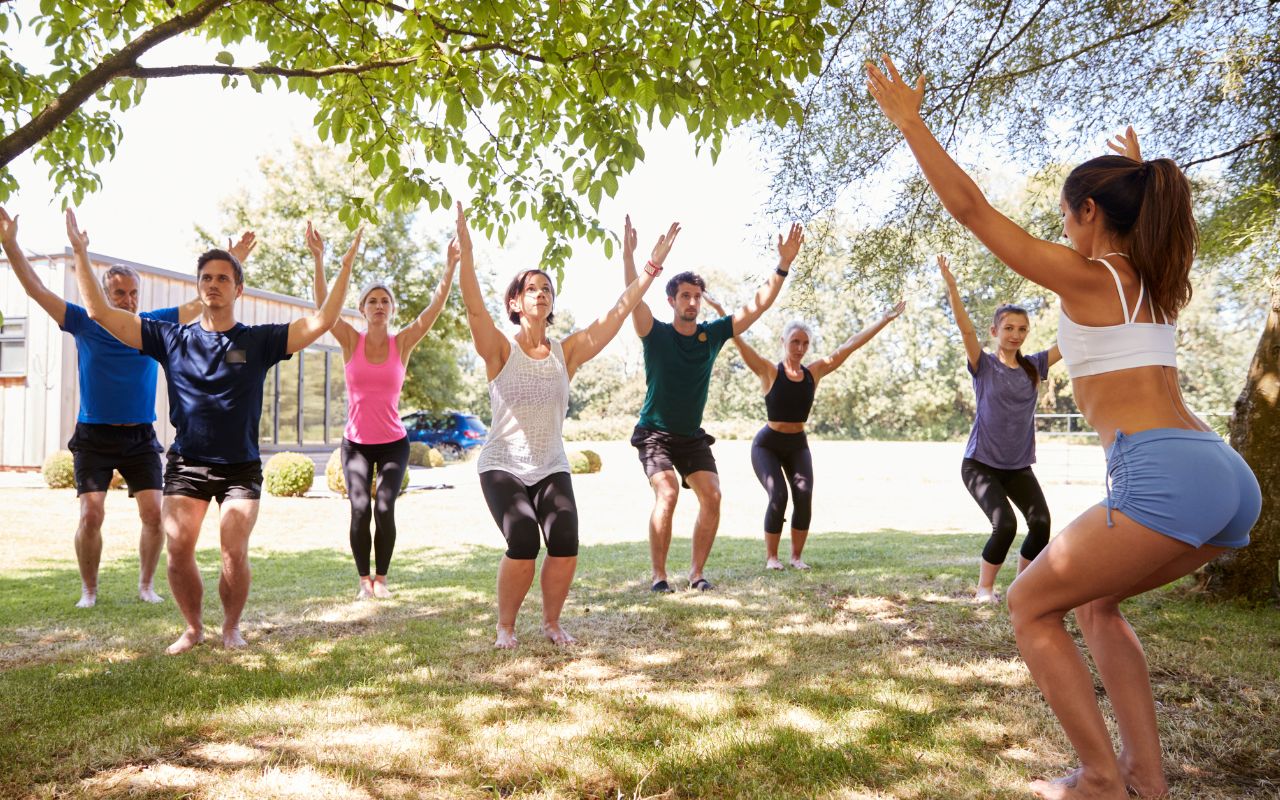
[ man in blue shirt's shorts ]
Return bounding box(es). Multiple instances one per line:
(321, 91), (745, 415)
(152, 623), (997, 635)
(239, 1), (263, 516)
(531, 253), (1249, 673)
(68, 208), (359, 654)
(0, 204), (253, 608)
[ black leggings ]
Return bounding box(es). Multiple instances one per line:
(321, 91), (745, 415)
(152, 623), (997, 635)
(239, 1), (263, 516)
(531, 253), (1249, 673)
(960, 457), (1051, 565)
(750, 426), (814, 534)
(342, 436), (410, 577)
(479, 470), (578, 560)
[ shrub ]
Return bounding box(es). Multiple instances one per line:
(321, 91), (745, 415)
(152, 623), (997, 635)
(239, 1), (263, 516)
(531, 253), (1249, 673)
(326, 448), (410, 497)
(263, 452), (316, 497)
(567, 449), (601, 474)
(426, 447), (445, 468)
(408, 441), (431, 467)
(42, 450), (75, 489)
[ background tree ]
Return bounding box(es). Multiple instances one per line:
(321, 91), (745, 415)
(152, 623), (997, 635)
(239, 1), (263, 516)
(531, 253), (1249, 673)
(1, 0), (837, 274)
(761, 0), (1278, 599)
(200, 139), (464, 412)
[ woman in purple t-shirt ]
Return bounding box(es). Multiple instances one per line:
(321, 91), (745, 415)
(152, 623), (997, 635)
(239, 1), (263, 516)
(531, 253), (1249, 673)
(940, 255), (1061, 603)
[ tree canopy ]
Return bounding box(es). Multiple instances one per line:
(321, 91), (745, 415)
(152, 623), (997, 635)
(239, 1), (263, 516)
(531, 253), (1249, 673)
(1, 0), (836, 274)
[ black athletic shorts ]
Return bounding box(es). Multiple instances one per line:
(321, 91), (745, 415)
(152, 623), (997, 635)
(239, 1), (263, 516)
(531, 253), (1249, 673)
(630, 425), (717, 488)
(163, 450), (263, 503)
(67, 422), (163, 497)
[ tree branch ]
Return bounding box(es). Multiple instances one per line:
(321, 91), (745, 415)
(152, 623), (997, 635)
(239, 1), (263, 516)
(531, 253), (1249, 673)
(0, 0), (234, 169)
(1183, 132), (1280, 169)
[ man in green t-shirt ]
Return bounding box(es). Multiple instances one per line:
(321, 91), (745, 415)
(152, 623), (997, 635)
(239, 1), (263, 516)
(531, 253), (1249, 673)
(624, 224), (805, 592)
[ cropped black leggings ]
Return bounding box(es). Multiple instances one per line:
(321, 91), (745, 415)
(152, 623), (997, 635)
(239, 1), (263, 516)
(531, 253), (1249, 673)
(750, 426), (814, 534)
(479, 470), (579, 560)
(342, 436), (410, 577)
(960, 457), (1051, 565)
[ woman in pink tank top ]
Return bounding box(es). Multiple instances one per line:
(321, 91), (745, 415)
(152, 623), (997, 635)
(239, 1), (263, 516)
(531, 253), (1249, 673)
(309, 222), (457, 600)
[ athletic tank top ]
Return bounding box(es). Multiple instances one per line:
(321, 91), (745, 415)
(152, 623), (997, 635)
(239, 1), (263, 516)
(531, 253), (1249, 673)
(764, 363), (815, 423)
(1057, 254), (1177, 379)
(477, 337), (571, 485)
(344, 332), (407, 445)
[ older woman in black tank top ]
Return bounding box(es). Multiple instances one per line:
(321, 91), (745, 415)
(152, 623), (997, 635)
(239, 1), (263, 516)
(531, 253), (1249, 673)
(708, 298), (905, 569)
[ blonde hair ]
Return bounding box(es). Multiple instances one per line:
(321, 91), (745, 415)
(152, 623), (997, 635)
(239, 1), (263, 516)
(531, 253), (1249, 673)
(357, 281), (396, 312)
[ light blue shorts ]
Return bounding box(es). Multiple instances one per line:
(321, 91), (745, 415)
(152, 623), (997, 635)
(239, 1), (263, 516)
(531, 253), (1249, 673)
(1103, 428), (1260, 549)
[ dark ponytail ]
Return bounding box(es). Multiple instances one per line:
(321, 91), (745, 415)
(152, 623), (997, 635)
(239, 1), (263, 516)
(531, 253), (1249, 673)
(993, 305), (1039, 387)
(1062, 155), (1197, 321)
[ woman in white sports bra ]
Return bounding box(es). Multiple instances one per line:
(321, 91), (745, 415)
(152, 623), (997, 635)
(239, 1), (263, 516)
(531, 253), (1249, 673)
(868, 58), (1261, 799)
(455, 203), (681, 649)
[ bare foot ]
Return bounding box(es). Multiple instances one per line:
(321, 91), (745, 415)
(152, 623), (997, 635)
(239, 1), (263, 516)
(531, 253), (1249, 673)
(372, 578), (392, 599)
(765, 558), (785, 571)
(975, 587), (1000, 604)
(76, 590), (97, 609)
(222, 628), (247, 649)
(166, 628), (204, 655)
(494, 625), (518, 649)
(1118, 754), (1169, 799)
(138, 585), (164, 604)
(356, 578), (374, 600)
(790, 557), (811, 570)
(542, 621), (577, 646)
(1030, 766), (1128, 799)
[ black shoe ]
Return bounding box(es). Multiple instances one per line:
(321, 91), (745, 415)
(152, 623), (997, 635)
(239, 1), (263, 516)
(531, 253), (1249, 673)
(689, 577), (714, 591)
(650, 579), (675, 593)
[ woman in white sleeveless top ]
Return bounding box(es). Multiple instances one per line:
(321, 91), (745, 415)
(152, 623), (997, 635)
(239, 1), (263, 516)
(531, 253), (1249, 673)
(869, 59), (1260, 799)
(454, 203), (681, 649)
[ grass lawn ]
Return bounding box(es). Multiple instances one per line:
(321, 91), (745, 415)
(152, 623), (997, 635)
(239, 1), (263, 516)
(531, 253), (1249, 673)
(0, 491), (1277, 799)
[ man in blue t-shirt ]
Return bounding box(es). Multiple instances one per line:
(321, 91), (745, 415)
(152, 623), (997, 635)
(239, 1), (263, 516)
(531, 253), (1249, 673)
(68, 208), (358, 655)
(622, 224), (804, 593)
(0, 205), (254, 609)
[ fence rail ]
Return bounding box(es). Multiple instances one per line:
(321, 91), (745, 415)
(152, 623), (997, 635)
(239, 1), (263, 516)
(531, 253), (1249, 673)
(1034, 412), (1233, 437)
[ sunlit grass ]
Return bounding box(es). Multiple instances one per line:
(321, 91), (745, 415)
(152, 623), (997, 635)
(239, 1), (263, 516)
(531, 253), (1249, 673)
(2, 526), (1276, 799)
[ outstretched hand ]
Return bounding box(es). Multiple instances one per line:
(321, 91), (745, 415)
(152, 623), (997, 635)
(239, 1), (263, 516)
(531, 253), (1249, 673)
(622, 214), (638, 264)
(305, 221), (325, 262)
(649, 221), (681, 267)
(777, 223), (805, 268)
(446, 237), (461, 270)
(865, 55), (926, 129)
(227, 231), (257, 263)
(936, 254), (956, 283)
(1106, 125), (1143, 162)
(702, 293), (727, 317)
(884, 300), (907, 321)
(454, 202), (473, 253)
(0, 207), (17, 246)
(65, 208), (89, 253)
(341, 225), (366, 271)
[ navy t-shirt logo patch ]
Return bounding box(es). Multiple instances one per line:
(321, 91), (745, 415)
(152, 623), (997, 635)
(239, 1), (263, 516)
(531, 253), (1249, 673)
(226, 349), (248, 364)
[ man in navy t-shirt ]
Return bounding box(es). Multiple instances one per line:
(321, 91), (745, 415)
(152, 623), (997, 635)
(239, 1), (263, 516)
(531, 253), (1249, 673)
(0, 204), (254, 608)
(68, 208), (359, 654)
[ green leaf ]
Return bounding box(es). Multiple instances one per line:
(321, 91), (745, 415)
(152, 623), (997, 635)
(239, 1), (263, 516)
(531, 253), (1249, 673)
(215, 50), (235, 66)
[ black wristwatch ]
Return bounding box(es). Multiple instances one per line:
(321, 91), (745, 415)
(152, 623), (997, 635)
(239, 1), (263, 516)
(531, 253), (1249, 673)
(775, 267), (789, 277)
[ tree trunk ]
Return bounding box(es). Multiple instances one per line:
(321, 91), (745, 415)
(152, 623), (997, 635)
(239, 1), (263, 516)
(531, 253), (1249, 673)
(1201, 279), (1280, 602)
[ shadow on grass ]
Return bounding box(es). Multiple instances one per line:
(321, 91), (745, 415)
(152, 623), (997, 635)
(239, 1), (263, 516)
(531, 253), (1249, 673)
(1, 532), (1276, 799)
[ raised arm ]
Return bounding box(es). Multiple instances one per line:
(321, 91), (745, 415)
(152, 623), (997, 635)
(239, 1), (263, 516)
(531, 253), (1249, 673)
(454, 202), (508, 374)
(620, 215), (655, 337)
(287, 225), (361, 354)
(563, 218), (679, 376)
(176, 231), (257, 324)
(307, 221), (357, 350)
(65, 209), (141, 349)
(730, 224), (803, 335)
(1, 207), (67, 326)
(866, 56), (1091, 296)
(937, 255), (983, 370)
(704, 294), (774, 392)
(809, 300), (906, 382)
(397, 237), (459, 362)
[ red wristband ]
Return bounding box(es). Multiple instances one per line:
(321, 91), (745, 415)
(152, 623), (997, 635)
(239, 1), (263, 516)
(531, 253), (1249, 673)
(644, 259), (663, 277)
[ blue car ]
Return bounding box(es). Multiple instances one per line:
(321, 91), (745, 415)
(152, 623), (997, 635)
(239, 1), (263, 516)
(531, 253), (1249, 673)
(402, 411), (488, 459)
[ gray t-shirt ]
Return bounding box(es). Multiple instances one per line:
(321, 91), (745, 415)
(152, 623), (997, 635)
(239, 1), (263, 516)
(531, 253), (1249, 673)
(963, 350), (1050, 470)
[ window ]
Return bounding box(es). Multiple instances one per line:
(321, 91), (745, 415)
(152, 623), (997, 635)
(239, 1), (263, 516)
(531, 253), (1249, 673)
(0, 317), (26, 376)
